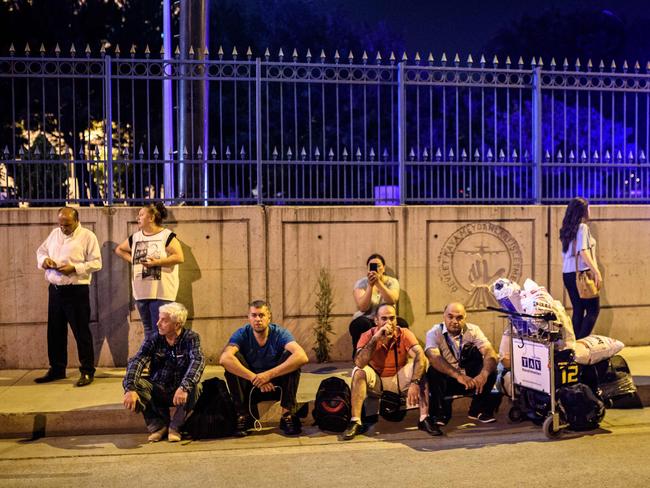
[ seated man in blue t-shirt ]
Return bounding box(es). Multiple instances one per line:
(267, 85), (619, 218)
(220, 300), (308, 436)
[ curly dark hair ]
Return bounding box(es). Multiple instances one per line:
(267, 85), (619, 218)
(559, 197), (589, 253)
(143, 201), (168, 225)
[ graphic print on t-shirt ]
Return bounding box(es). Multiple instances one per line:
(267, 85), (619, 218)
(133, 240), (162, 280)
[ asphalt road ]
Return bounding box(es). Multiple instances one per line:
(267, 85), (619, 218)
(1, 408), (649, 487)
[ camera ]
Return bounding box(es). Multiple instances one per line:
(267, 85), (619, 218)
(369, 262), (378, 272)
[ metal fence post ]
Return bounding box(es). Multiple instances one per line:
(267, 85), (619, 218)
(104, 55), (114, 205)
(255, 58), (262, 205)
(532, 65), (542, 204)
(397, 61), (406, 205)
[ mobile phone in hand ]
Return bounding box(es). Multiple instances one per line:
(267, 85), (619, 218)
(369, 262), (378, 272)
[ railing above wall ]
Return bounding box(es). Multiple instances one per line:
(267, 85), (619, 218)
(1, 43), (649, 206)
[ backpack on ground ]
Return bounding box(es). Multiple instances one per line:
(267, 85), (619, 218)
(183, 377), (237, 439)
(312, 376), (351, 432)
(558, 382), (605, 431)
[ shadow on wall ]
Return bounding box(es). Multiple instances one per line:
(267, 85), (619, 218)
(176, 240), (201, 330)
(94, 240), (130, 367)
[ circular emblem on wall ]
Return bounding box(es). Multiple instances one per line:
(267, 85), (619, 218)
(438, 222), (523, 309)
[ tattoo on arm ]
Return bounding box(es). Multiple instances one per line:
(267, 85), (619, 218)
(354, 336), (377, 368)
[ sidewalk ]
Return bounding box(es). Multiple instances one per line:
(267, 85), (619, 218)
(1, 348), (648, 439)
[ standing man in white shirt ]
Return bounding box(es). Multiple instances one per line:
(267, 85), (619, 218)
(35, 207), (102, 386)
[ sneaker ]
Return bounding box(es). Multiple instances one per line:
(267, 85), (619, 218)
(342, 420), (367, 441)
(147, 426), (168, 442)
(279, 414), (302, 436)
(468, 412), (496, 423)
(417, 417), (443, 436)
(235, 414), (253, 437)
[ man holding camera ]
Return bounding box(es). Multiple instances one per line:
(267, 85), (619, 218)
(342, 304), (440, 440)
(425, 302), (499, 428)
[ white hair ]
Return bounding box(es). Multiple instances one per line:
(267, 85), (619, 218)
(159, 302), (188, 326)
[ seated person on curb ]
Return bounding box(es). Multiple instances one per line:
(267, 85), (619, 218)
(349, 253), (409, 358)
(122, 302), (205, 442)
(425, 302), (499, 427)
(219, 300), (309, 437)
(343, 304), (441, 440)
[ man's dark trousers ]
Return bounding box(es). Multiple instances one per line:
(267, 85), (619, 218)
(225, 351), (300, 416)
(427, 345), (497, 423)
(47, 284), (95, 376)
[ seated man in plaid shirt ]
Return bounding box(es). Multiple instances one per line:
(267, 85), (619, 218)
(122, 302), (205, 442)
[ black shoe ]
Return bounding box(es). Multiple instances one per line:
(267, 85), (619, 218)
(418, 417), (443, 436)
(234, 414), (253, 437)
(342, 421), (367, 441)
(468, 412), (496, 423)
(279, 414), (302, 436)
(34, 370), (66, 384)
(76, 373), (94, 387)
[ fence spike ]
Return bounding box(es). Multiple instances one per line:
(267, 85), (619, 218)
(240, 146), (246, 158)
(422, 147), (429, 160)
(586, 59), (593, 71)
(138, 145), (145, 158)
(538, 57), (544, 68)
(230, 46), (237, 57)
(320, 49), (326, 60)
(382, 148), (389, 160)
(115, 44), (121, 55)
(246, 46), (253, 57)
(505, 55), (511, 66)
(580, 150), (587, 162)
(389, 51), (396, 62)
(414, 52), (421, 64)
(292, 48), (298, 60)
(272, 147), (278, 159)
(441, 52), (447, 65)
(34, 147), (41, 157)
(211, 147), (217, 158)
(467, 54), (473, 65)
(635, 60), (640, 72)
(428, 52), (434, 65)
(592, 150), (599, 161)
(54, 43), (61, 56)
(512, 148), (518, 160)
(598, 59), (604, 71)
(122, 146), (130, 157)
(402, 52), (408, 61)
(628, 150), (634, 161)
(342, 147), (348, 157)
(159, 45), (165, 56)
(328, 148), (334, 160)
(349, 50), (355, 62)
(448, 148), (455, 159)
(409, 148), (415, 160)
(334, 50), (340, 62)
(39, 43), (46, 55)
(486, 148), (493, 160)
(479, 54), (486, 66)
(556, 149), (563, 160)
(145, 45), (151, 56)
(225, 146), (231, 158)
(9, 43), (15, 55)
(301, 147), (307, 159)
(523, 150), (530, 162)
(377, 51), (383, 64)
(550, 57), (556, 69)
(153, 146), (159, 158)
(365, 51), (371, 63)
(616, 150), (622, 161)
(306, 48), (312, 60)
(575, 58), (581, 70)
(196, 146), (203, 158)
(314, 146), (320, 158)
(286, 147), (293, 158)
(610, 60), (617, 71)
(264, 47), (270, 59)
(473, 148), (480, 160)
(517, 56), (524, 67)
(18, 146), (25, 157)
(24, 43), (30, 55)
(218, 45), (224, 58)
(435, 148), (442, 160)
(604, 150), (611, 161)
(453, 53), (460, 65)
(278, 47), (284, 60)
(492, 54), (498, 66)
(498, 149), (505, 161)
(530, 57), (536, 67)
(202, 46), (209, 57)
(569, 150), (575, 161)
(562, 58), (568, 70)
(2, 146), (8, 157)
(623, 60), (629, 71)
(545, 150), (551, 161)
(356, 147), (362, 160)
(640, 150), (646, 161)
(130, 44), (137, 55)
(460, 148), (467, 160)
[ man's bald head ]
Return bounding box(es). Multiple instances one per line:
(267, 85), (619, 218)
(443, 302), (467, 336)
(57, 207), (79, 235)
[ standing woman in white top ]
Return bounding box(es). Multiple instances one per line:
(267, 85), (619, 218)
(559, 197), (602, 339)
(115, 202), (184, 342)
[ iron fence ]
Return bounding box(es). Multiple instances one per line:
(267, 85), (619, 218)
(1, 44), (649, 206)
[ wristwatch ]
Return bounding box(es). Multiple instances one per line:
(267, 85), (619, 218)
(411, 378), (421, 385)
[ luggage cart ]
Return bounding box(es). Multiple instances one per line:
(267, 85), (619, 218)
(490, 307), (579, 439)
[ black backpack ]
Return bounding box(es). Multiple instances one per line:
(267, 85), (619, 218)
(558, 383), (605, 431)
(312, 377), (351, 432)
(183, 377), (237, 439)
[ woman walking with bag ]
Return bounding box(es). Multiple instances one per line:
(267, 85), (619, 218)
(560, 197), (602, 339)
(115, 202), (184, 343)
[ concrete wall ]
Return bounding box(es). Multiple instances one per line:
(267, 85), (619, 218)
(1, 205), (649, 368)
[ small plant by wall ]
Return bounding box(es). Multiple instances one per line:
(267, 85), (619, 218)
(313, 268), (335, 363)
